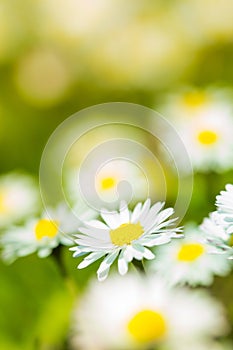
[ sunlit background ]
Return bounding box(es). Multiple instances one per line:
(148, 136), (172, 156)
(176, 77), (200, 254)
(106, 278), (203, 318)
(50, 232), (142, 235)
(1, 0), (233, 349)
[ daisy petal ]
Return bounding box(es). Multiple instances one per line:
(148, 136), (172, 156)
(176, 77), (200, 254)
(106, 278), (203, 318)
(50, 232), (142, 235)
(118, 249), (128, 275)
(78, 251), (106, 269)
(97, 250), (119, 281)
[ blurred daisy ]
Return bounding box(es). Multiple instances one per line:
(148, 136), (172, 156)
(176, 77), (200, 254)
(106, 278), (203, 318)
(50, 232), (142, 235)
(94, 159), (148, 204)
(65, 159), (149, 211)
(161, 88), (233, 172)
(70, 199), (182, 281)
(149, 223), (231, 286)
(173, 341), (233, 350)
(0, 172), (39, 228)
(0, 203), (79, 263)
(70, 274), (228, 350)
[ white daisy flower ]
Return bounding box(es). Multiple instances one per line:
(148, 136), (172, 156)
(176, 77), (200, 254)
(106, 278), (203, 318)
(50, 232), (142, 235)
(161, 88), (233, 172)
(0, 203), (80, 263)
(0, 172), (40, 228)
(149, 223), (231, 287)
(66, 157), (149, 211)
(199, 184), (233, 259)
(216, 184), (233, 221)
(70, 199), (182, 281)
(94, 159), (148, 204)
(200, 212), (233, 259)
(70, 274), (228, 350)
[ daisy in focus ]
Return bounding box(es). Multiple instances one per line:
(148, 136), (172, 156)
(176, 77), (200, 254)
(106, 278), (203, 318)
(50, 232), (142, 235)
(70, 199), (182, 281)
(70, 274), (228, 350)
(161, 87), (233, 172)
(149, 223), (231, 287)
(200, 184), (233, 259)
(0, 172), (40, 228)
(0, 203), (80, 263)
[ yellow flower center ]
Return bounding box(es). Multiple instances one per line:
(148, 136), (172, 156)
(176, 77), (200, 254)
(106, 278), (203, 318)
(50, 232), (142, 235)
(100, 177), (116, 190)
(34, 219), (59, 240)
(197, 130), (218, 145)
(177, 243), (205, 262)
(183, 91), (207, 107)
(110, 222), (144, 246)
(128, 309), (167, 343)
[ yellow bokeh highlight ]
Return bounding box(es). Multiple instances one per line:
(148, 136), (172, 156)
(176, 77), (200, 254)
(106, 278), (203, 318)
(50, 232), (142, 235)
(182, 91), (208, 108)
(0, 192), (9, 213)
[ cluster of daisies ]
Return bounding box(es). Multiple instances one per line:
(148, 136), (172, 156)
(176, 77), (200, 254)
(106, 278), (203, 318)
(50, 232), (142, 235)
(1, 86), (233, 350)
(0, 169), (233, 349)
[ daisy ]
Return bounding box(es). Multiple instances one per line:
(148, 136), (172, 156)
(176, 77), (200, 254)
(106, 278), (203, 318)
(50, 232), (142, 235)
(149, 223), (231, 287)
(0, 172), (40, 228)
(94, 159), (148, 204)
(70, 274), (228, 350)
(216, 184), (233, 222)
(160, 87), (233, 172)
(66, 156), (150, 212)
(0, 203), (80, 263)
(70, 199), (182, 281)
(199, 184), (233, 259)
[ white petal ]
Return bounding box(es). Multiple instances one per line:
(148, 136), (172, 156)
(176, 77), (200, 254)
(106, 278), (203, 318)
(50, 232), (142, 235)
(84, 220), (109, 229)
(118, 249), (128, 275)
(130, 244), (144, 260)
(143, 247), (155, 260)
(123, 245), (134, 262)
(141, 202), (164, 229)
(136, 199), (151, 223)
(101, 211), (120, 229)
(78, 226), (110, 241)
(98, 267), (110, 282)
(78, 251), (106, 269)
(131, 202), (142, 223)
(97, 250), (119, 280)
(37, 248), (51, 258)
(74, 235), (113, 249)
(155, 208), (174, 225)
(140, 235), (171, 247)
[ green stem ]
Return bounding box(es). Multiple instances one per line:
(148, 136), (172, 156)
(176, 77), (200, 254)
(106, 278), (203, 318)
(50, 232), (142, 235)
(52, 245), (67, 278)
(52, 245), (78, 297)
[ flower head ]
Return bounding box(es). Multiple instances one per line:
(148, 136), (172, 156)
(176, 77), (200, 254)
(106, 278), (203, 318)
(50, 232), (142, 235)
(70, 199), (182, 281)
(161, 88), (233, 172)
(70, 274), (228, 350)
(149, 223), (231, 286)
(200, 184), (233, 260)
(0, 203), (80, 263)
(0, 172), (39, 228)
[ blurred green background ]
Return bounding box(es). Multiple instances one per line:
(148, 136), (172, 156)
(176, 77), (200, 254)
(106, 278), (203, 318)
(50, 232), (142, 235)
(1, 0), (233, 349)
